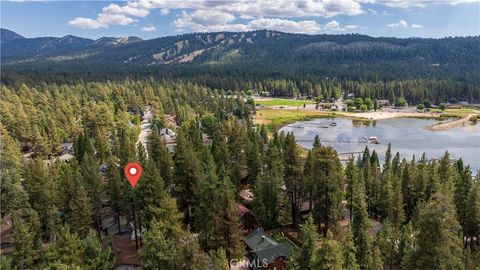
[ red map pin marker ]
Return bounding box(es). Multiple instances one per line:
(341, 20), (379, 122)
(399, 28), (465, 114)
(124, 162), (142, 188)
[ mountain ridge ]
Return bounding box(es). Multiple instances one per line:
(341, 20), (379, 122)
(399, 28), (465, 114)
(1, 28), (479, 85)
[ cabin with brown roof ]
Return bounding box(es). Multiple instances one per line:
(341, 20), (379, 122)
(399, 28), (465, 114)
(238, 203), (257, 231)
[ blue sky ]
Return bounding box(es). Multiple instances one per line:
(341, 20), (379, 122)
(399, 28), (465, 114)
(1, 0), (479, 40)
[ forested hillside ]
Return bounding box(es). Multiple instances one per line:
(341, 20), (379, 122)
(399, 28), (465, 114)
(2, 29), (479, 104)
(1, 81), (479, 269)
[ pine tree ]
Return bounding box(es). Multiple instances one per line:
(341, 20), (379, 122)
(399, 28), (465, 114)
(398, 222), (414, 269)
(68, 179), (93, 237)
(352, 174), (372, 270)
(137, 142), (147, 165)
(146, 130), (174, 187)
(425, 161), (440, 200)
(246, 128), (263, 183)
(312, 134), (321, 148)
(82, 235), (115, 270)
(454, 165), (473, 244)
(213, 176), (244, 262)
(369, 243), (384, 270)
(408, 193), (464, 269)
(377, 221), (398, 270)
(195, 152), (219, 250)
(0, 124), (27, 214)
(141, 219), (177, 270)
(303, 150), (313, 213)
(290, 216), (318, 270)
(12, 214), (37, 270)
(252, 173), (281, 229)
(43, 225), (83, 267)
(118, 127), (136, 166)
(174, 128), (204, 227)
(106, 161), (124, 234)
(80, 143), (104, 239)
(23, 158), (58, 241)
(389, 172), (405, 229)
(464, 182), (480, 250)
(310, 145), (344, 235)
(139, 160), (182, 233)
(227, 120), (247, 188)
(345, 156), (357, 223)
(175, 233), (209, 270)
(342, 226), (360, 270)
(209, 248), (229, 270)
(378, 166), (393, 220)
(252, 142), (282, 229)
(312, 231), (343, 270)
(383, 143), (392, 172)
(283, 132), (303, 228)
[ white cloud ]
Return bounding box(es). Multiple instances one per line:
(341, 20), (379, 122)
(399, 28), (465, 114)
(68, 0), (467, 31)
(324, 20), (343, 31)
(388, 19), (409, 27)
(102, 3), (150, 17)
(323, 20), (360, 31)
(141, 25), (157, 32)
(359, 0), (479, 9)
(68, 17), (106, 29)
(387, 19), (423, 28)
(249, 18), (323, 33)
(69, 0), (365, 30)
(97, 14), (136, 26)
(173, 11), (324, 34)
(160, 8), (170, 15)
(175, 10), (236, 28)
(172, 11), (359, 34)
(345, 25), (359, 29)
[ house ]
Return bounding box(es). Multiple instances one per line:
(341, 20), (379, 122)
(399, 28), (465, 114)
(59, 142), (74, 155)
(164, 114), (177, 127)
(238, 203), (257, 231)
(244, 228), (292, 270)
(166, 143), (176, 154)
(239, 189), (254, 204)
(43, 153), (74, 166)
(159, 128), (176, 144)
(159, 128), (175, 137)
(202, 133), (213, 145)
(300, 201), (311, 220)
(377, 99), (390, 106)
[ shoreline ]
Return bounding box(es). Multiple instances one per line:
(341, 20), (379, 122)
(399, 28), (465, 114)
(255, 106), (479, 132)
(426, 114), (475, 131)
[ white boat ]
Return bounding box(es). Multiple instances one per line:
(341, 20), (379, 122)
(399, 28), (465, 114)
(363, 136), (380, 144)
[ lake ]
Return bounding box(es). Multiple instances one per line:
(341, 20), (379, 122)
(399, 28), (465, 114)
(280, 117), (480, 172)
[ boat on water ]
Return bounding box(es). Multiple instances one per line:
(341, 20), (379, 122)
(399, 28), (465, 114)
(363, 136), (380, 144)
(330, 122), (337, 127)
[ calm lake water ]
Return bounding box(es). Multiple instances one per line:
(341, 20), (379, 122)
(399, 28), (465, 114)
(280, 117), (480, 172)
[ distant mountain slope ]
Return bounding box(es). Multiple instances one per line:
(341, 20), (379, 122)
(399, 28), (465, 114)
(1, 28), (479, 84)
(0, 28), (143, 59)
(1, 28), (25, 43)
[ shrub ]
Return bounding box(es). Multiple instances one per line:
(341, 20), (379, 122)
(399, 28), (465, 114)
(470, 115), (478, 123)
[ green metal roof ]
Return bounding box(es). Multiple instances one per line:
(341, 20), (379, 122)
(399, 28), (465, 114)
(244, 229), (292, 265)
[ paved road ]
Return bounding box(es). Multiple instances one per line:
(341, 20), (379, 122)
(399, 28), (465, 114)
(136, 107), (152, 153)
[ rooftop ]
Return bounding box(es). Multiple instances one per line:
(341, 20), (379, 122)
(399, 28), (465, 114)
(244, 228), (292, 265)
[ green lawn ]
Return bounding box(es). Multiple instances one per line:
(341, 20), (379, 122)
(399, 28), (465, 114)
(255, 108), (333, 130)
(255, 98), (314, 107)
